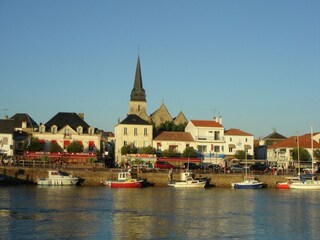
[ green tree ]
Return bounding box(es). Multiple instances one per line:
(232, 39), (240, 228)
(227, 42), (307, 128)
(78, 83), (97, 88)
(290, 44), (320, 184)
(23, 137), (44, 151)
(121, 145), (138, 155)
(50, 142), (63, 153)
(67, 141), (84, 153)
(234, 150), (246, 160)
(292, 147), (311, 161)
(314, 149), (320, 160)
(139, 146), (156, 154)
(162, 148), (179, 157)
(182, 146), (197, 158)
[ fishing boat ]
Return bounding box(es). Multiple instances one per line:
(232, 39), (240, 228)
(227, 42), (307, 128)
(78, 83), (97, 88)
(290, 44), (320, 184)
(231, 152), (263, 189)
(36, 170), (79, 186)
(168, 171), (207, 188)
(104, 171), (144, 188)
(289, 126), (320, 190)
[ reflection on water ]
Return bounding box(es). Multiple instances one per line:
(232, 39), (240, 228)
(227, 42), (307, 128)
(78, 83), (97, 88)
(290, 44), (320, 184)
(0, 186), (320, 239)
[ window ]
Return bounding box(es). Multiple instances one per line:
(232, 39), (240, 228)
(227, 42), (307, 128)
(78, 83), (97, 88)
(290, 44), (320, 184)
(2, 137), (8, 145)
(144, 128), (148, 136)
(88, 128), (94, 135)
(214, 146), (220, 152)
(229, 147), (233, 153)
(197, 145), (207, 153)
(51, 126), (57, 134)
(64, 129), (70, 136)
(230, 138), (232, 141)
(134, 128), (138, 136)
(214, 131), (220, 140)
(245, 138), (248, 142)
(124, 127), (128, 135)
(40, 125), (45, 134)
(77, 127), (83, 135)
(144, 141), (148, 147)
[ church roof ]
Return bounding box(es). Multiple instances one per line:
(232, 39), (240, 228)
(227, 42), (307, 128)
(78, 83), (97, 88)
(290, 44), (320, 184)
(120, 114), (151, 125)
(130, 55), (146, 102)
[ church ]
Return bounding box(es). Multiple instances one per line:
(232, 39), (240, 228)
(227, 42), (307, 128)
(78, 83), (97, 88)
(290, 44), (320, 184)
(114, 56), (188, 163)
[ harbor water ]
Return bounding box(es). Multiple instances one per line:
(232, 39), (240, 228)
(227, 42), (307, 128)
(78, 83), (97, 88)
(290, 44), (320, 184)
(0, 186), (319, 239)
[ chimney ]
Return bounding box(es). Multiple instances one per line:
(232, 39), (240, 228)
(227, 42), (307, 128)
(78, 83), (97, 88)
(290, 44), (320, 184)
(4, 115), (8, 120)
(219, 116), (222, 124)
(213, 117), (217, 122)
(78, 113), (84, 120)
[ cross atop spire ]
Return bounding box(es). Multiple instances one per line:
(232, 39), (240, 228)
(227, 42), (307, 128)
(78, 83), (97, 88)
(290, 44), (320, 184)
(130, 55), (146, 102)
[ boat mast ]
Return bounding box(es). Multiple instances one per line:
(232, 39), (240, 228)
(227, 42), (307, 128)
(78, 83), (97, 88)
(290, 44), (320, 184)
(297, 134), (300, 176)
(311, 125), (314, 180)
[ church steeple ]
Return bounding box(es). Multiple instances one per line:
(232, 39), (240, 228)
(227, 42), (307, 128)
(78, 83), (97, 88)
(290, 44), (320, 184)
(128, 55), (150, 122)
(130, 55), (146, 102)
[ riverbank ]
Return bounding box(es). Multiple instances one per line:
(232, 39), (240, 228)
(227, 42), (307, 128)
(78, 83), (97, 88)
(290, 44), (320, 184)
(0, 166), (291, 188)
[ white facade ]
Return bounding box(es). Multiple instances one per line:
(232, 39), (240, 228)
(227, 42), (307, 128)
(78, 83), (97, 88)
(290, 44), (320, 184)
(0, 133), (14, 157)
(185, 120), (225, 162)
(114, 121), (153, 164)
(33, 124), (101, 153)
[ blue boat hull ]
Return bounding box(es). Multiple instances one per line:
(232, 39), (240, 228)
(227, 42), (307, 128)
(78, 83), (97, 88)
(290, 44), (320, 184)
(233, 183), (263, 189)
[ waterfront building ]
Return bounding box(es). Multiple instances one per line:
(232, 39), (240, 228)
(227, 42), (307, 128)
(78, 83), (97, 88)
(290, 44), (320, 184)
(184, 119), (225, 164)
(224, 128), (254, 157)
(114, 114), (153, 163)
(32, 112), (102, 153)
(0, 114), (39, 157)
(268, 133), (320, 169)
(153, 131), (195, 153)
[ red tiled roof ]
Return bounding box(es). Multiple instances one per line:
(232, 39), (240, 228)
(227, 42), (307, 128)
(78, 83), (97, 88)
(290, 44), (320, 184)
(190, 120), (223, 128)
(224, 128), (253, 136)
(153, 131), (194, 142)
(269, 135), (320, 149)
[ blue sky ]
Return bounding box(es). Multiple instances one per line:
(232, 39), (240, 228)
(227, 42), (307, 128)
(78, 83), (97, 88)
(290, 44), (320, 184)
(0, 0), (319, 138)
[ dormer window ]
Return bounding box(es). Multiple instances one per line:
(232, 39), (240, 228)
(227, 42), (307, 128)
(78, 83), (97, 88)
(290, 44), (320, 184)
(88, 127), (94, 135)
(77, 126), (83, 135)
(64, 128), (70, 136)
(51, 126), (57, 134)
(40, 125), (45, 134)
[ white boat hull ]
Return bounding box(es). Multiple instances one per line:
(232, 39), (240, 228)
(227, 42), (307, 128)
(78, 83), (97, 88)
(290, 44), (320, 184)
(289, 180), (320, 190)
(37, 178), (79, 186)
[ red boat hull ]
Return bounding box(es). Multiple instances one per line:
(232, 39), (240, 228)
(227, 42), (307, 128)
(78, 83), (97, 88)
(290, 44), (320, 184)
(110, 181), (143, 188)
(276, 183), (289, 189)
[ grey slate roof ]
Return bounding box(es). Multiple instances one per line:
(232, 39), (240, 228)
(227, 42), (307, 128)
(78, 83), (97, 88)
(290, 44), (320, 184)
(120, 114), (151, 125)
(130, 55), (146, 102)
(0, 119), (16, 133)
(10, 113), (39, 128)
(44, 112), (91, 132)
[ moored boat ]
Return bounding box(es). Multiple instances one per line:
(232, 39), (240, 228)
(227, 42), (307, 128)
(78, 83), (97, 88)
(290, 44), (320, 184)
(36, 170), (79, 186)
(168, 171), (207, 188)
(231, 178), (263, 189)
(104, 171), (144, 188)
(276, 177), (300, 189)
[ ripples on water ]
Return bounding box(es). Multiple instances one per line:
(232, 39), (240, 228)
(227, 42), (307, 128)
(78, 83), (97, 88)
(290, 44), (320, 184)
(0, 186), (319, 239)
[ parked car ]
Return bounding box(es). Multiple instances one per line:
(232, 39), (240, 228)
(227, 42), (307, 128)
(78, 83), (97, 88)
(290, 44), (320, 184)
(154, 161), (175, 170)
(250, 164), (269, 173)
(183, 162), (203, 170)
(230, 164), (244, 173)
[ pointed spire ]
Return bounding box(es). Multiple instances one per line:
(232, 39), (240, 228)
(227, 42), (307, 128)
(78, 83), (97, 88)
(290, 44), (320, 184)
(130, 55), (146, 101)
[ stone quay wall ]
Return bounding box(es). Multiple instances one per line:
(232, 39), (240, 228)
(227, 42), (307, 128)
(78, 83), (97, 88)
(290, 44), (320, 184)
(1, 166), (289, 188)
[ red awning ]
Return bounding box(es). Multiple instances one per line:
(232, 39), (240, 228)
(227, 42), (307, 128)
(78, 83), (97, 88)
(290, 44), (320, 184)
(157, 142), (162, 146)
(51, 140), (57, 144)
(89, 141), (95, 147)
(39, 139), (45, 143)
(64, 140), (70, 146)
(77, 141), (83, 145)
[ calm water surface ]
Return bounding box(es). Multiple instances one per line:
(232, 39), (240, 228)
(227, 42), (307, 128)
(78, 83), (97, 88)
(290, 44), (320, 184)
(0, 186), (319, 239)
